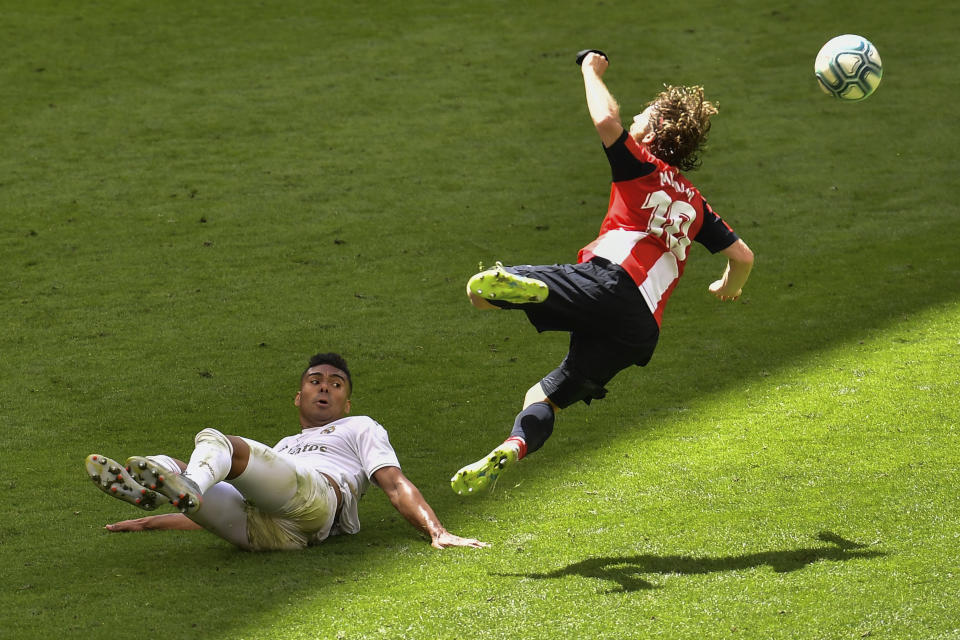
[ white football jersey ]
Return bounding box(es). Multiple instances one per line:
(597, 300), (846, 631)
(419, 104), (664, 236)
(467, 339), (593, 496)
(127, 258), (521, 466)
(271, 415), (400, 535)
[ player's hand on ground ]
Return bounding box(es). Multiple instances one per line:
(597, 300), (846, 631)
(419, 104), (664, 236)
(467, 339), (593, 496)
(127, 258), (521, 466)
(708, 279), (742, 301)
(431, 531), (490, 549)
(106, 517), (154, 532)
(105, 513), (201, 532)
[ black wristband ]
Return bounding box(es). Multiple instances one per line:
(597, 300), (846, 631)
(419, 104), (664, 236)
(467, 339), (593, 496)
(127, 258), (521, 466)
(575, 49), (608, 66)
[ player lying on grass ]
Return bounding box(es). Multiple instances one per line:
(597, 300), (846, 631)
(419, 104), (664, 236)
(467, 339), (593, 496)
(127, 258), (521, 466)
(87, 352), (488, 551)
(451, 50), (754, 495)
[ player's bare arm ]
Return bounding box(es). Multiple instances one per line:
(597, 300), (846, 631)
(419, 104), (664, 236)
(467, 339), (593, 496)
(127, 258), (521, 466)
(105, 513), (203, 532)
(709, 239), (754, 301)
(372, 466), (489, 549)
(580, 52), (624, 147)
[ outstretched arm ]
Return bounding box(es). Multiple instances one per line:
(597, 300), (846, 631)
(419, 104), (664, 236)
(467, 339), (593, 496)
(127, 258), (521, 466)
(105, 513), (203, 532)
(709, 239), (754, 301)
(372, 466), (488, 549)
(580, 52), (624, 147)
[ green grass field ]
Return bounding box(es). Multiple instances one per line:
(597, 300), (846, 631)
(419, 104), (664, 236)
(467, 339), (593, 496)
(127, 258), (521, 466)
(2, 1), (958, 638)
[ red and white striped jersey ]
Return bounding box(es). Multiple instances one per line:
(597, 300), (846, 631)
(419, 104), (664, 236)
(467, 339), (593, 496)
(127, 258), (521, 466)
(578, 130), (738, 325)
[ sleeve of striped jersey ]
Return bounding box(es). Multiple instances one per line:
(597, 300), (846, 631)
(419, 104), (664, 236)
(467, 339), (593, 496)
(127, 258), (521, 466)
(603, 130), (657, 182)
(694, 201), (739, 253)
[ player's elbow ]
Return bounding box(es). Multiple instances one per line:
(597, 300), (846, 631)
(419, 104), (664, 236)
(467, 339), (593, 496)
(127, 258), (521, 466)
(728, 239), (754, 267)
(592, 111), (618, 128)
(381, 475), (414, 504)
(593, 114), (621, 136)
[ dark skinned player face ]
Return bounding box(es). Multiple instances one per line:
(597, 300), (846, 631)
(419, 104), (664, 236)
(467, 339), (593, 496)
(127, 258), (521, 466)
(295, 364), (352, 428)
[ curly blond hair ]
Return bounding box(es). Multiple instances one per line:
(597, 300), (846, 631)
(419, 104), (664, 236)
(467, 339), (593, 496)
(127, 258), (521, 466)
(646, 85), (718, 172)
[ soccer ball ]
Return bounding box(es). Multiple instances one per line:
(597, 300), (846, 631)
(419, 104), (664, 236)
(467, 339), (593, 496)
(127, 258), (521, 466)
(814, 34), (882, 101)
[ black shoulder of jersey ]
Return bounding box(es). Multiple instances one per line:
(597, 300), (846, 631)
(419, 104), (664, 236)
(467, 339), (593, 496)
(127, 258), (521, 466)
(695, 201), (739, 253)
(604, 130), (657, 182)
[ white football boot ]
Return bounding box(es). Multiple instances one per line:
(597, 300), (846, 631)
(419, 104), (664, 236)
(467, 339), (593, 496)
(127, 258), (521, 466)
(85, 454), (168, 511)
(126, 456), (203, 514)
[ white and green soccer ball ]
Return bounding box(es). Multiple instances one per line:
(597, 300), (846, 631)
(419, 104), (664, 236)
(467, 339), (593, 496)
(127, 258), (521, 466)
(814, 34), (883, 101)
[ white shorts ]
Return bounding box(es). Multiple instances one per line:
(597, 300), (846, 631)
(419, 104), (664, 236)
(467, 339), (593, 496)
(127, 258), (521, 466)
(189, 437), (339, 551)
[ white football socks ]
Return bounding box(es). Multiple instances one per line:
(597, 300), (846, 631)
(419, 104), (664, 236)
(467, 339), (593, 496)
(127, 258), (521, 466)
(182, 428), (234, 494)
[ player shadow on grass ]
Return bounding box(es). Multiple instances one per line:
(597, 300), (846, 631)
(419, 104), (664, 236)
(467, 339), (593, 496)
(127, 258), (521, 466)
(497, 532), (884, 593)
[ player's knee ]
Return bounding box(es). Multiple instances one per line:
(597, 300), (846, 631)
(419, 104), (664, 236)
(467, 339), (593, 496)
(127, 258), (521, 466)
(195, 428), (233, 451)
(541, 367), (608, 408)
(226, 436), (251, 479)
(523, 383), (559, 411)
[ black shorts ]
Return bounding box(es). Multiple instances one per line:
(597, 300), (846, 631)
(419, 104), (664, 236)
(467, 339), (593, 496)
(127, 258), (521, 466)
(496, 258), (659, 408)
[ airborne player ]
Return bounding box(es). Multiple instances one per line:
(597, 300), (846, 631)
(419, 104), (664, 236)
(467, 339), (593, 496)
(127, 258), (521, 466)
(451, 51), (754, 495)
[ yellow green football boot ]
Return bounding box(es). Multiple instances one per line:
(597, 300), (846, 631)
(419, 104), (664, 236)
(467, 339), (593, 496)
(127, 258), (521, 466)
(450, 445), (518, 495)
(468, 262), (548, 304)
